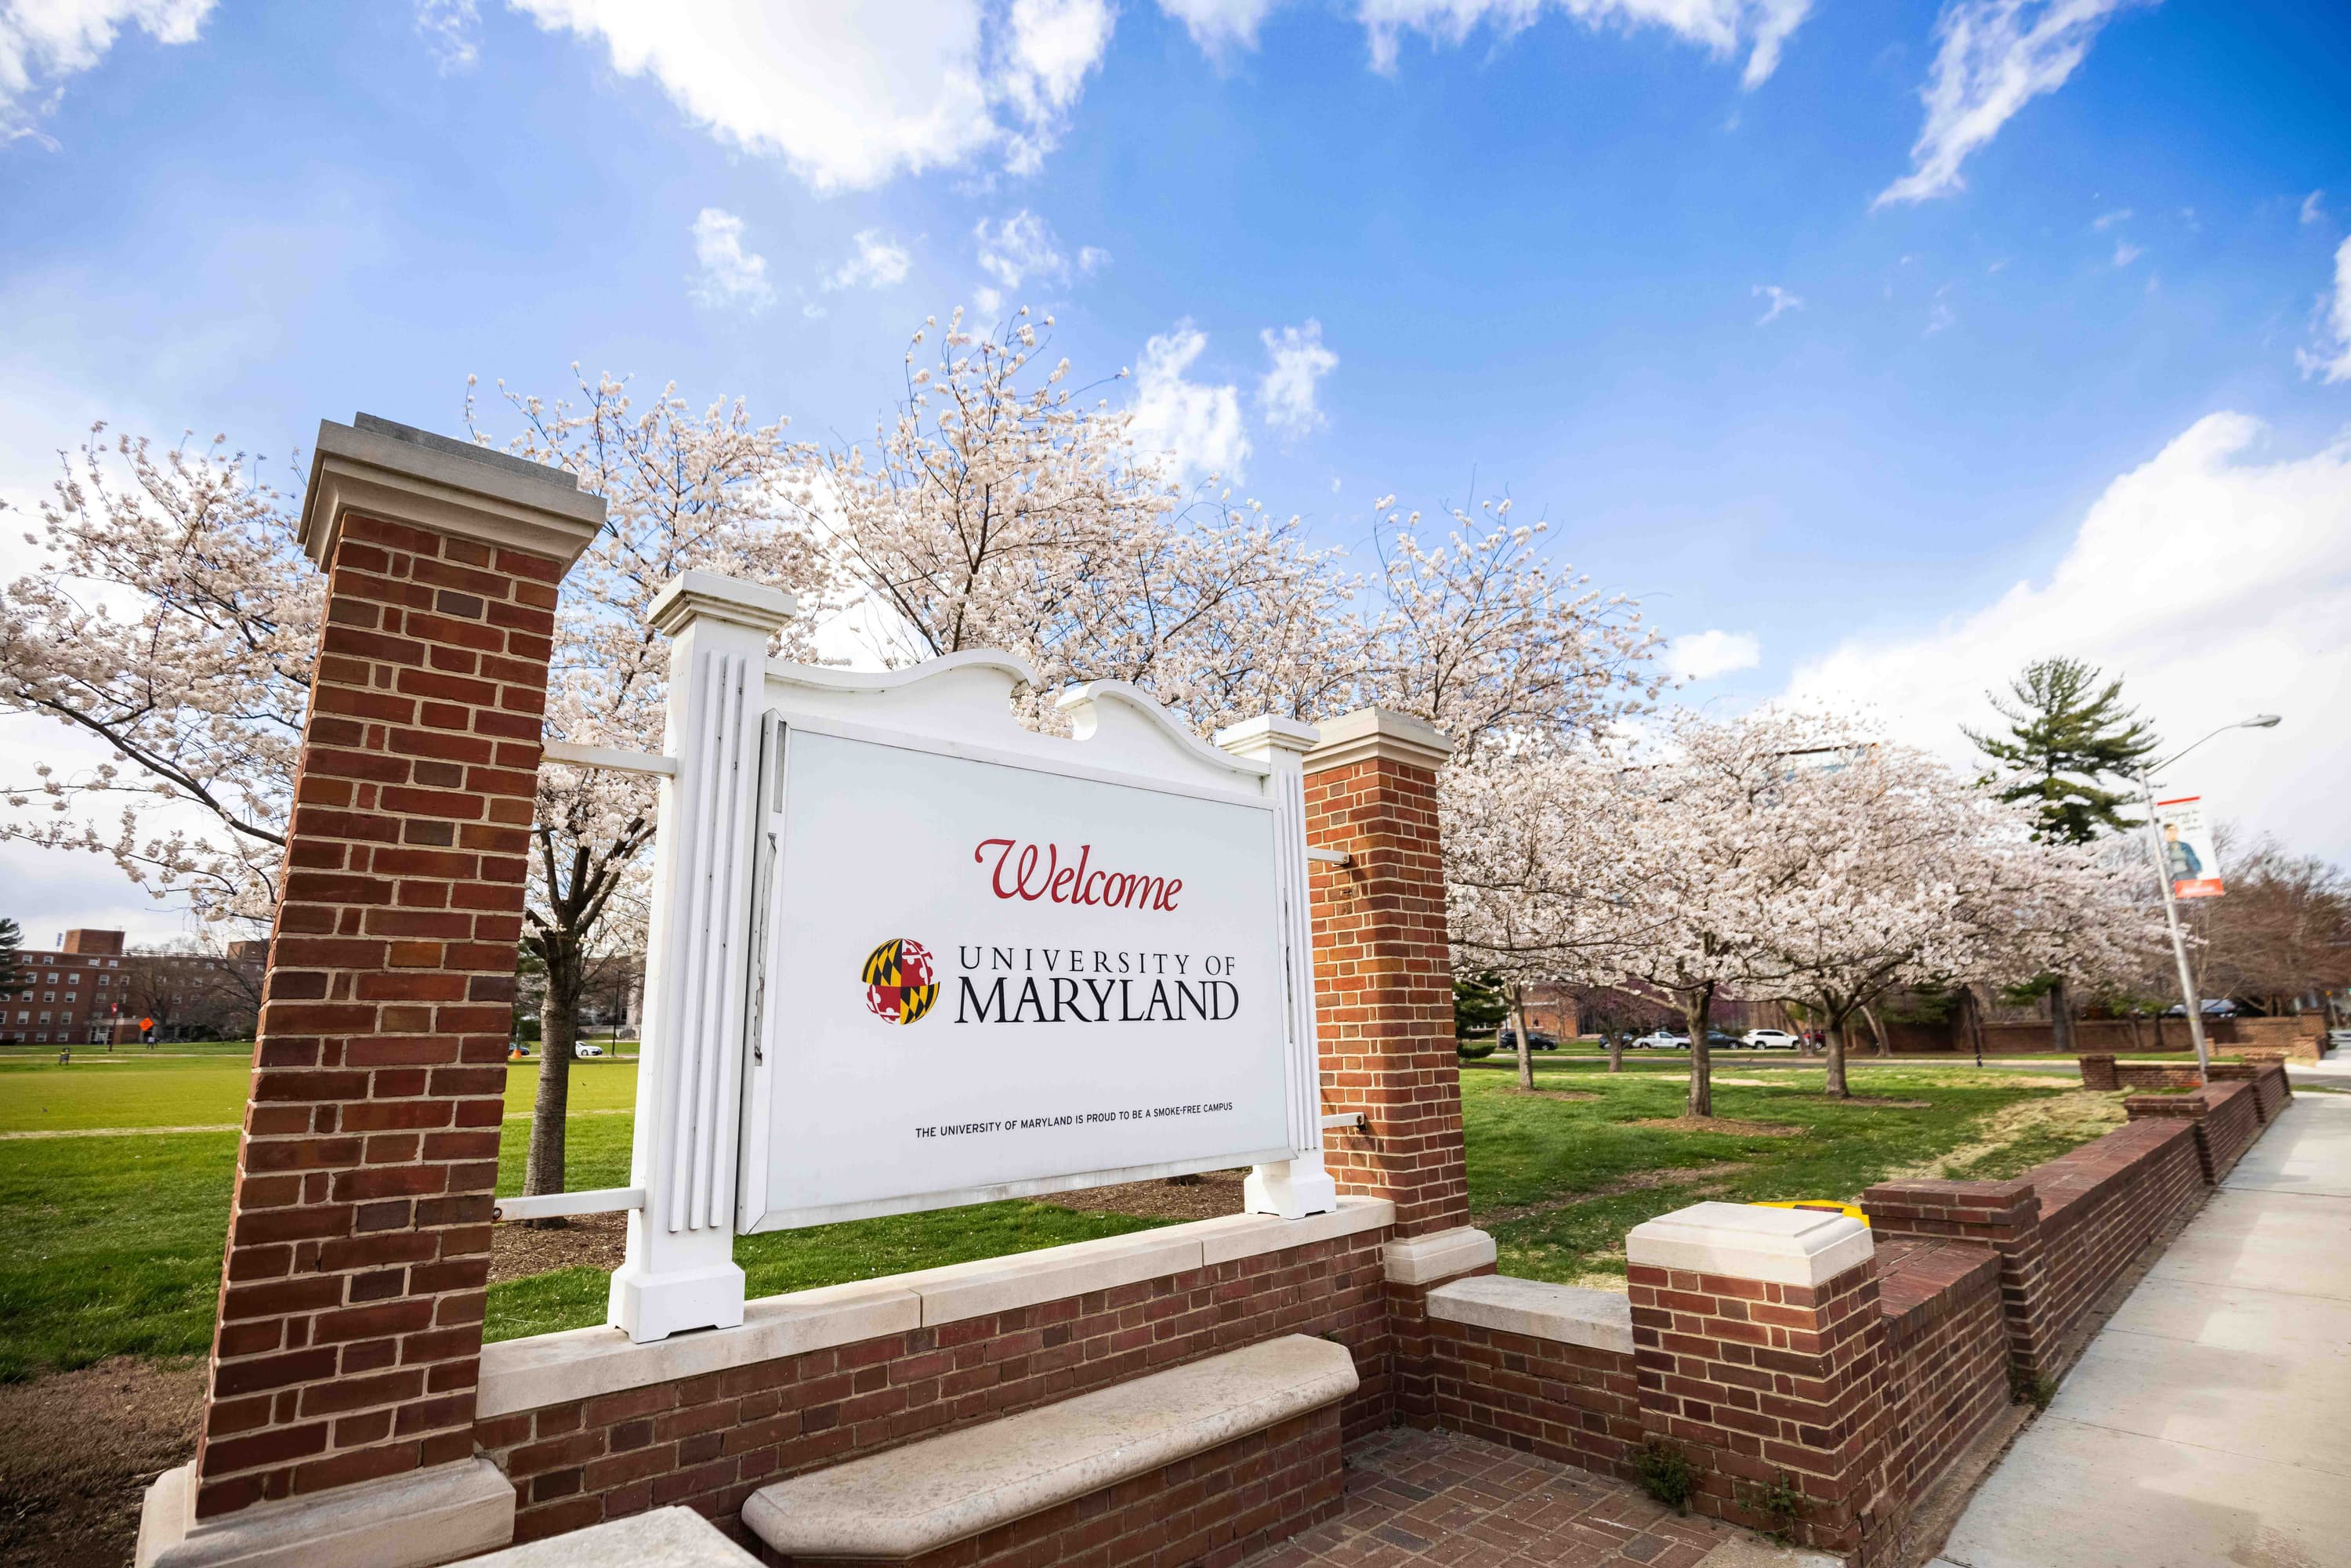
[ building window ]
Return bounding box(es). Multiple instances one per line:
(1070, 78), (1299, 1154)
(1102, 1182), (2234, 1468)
(42, 992), (54, 1003)
(39, 1012), (52, 1023)
(64, 993), (77, 1003)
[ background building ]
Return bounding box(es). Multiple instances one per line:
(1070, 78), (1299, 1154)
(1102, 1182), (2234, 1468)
(0, 929), (264, 1046)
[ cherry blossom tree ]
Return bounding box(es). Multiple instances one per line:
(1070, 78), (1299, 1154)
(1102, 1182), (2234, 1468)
(1444, 744), (1651, 1088)
(791, 310), (1358, 733)
(1583, 709), (1834, 1117)
(2, 430), (315, 927)
(1354, 497), (1663, 756)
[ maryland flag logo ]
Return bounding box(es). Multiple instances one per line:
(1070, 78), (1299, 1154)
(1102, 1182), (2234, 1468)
(861, 938), (939, 1025)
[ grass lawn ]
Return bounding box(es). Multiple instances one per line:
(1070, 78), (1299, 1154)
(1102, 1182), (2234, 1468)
(1458, 1057), (2122, 1286)
(0, 1048), (2132, 1380)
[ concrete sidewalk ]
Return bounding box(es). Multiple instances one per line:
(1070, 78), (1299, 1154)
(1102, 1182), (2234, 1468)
(1936, 1092), (2351, 1568)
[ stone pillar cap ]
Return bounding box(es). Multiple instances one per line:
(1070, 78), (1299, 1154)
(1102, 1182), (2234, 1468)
(1302, 706), (1454, 773)
(649, 568), (799, 637)
(1625, 1200), (1872, 1287)
(299, 414), (607, 570)
(1212, 715), (1321, 760)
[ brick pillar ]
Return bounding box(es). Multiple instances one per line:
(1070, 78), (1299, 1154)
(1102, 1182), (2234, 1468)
(2078, 1054), (2117, 1091)
(1301, 708), (1491, 1425)
(1861, 1178), (2053, 1384)
(139, 417), (603, 1568)
(1626, 1202), (1896, 1562)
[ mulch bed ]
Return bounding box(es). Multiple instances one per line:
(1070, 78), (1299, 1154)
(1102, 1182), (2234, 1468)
(0, 1358), (204, 1568)
(489, 1211), (629, 1284)
(1059, 1168), (1250, 1222)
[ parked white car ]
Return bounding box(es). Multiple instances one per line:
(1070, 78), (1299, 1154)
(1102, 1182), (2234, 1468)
(1740, 1029), (1802, 1051)
(1629, 1030), (1690, 1050)
(574, 1044), (606, 1059)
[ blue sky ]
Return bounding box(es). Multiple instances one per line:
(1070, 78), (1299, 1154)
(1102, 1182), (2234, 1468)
(3, 0), (2349, 939)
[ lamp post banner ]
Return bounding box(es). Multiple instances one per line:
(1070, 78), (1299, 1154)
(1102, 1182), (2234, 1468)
(738, 722), (1295, 1231)
(2153, 794), (2225, 900)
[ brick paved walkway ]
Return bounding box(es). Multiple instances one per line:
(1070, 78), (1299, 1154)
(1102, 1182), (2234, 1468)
(1241, 1428), (1813, 1568)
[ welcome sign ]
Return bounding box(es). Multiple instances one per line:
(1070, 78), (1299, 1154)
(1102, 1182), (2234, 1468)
(736, 697), (1299, 1233)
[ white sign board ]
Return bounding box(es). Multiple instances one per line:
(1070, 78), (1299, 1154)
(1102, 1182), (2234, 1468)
(2154, 794), (2223, 900)
(737, 714), (1298, 1231)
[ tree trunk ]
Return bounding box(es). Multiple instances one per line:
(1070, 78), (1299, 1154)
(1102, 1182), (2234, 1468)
(2049, 975), (2074, 1055)
(1512, 985), (1534, 1091)
(1965, 983), (1986, 1068)
(1679, 987), (1714, 1118)
(1607, 1033), (1624, 1074)
(1824, 1011), (1851, 1098)
(1862, 1004), (1891, 1058)
(524, 937), (583, 1209)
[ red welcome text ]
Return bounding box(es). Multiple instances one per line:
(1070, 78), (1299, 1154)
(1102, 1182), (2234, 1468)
(973, 838), (1183, 912)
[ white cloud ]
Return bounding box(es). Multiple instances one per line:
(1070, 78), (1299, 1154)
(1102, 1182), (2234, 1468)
(412, 0), (480, 71)
(1665, 629), (1762, 682)
(1753, 283), (1802, 324)
(688, 207), (775, 312)
(1129, 321), (1249, 485)
(973, 284), (1004, 317)
(1876, 0), (2142, 208)
(2112, 240), (2143, 267)
(974, 208), (1068, 290)
(1785, 414), (2351, 864)
(1258, 320), (1337, 440)
(510, 0), (1111, 192)
(1159, 0), (1809, 85)
(2297, 235), (2351, 385)
(1925, 288), (1956, 336)
(2300, 190), (2325, 227)
(2091, 206), (2132, 230)
(824, 228), (911, 291)
(1078, 244), (1110, 273)
(0, 0), (212, 139)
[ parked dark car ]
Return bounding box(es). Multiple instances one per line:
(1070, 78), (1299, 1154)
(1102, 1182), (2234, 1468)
(1498, 1027), (1560, 1052)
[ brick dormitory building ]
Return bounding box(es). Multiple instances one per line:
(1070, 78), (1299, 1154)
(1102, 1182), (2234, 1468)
(1, 927), (266, 1046)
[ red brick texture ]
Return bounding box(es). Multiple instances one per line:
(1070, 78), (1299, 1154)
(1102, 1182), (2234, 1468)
(1872, 1237), (2007, 1556)
(1628, 1258), (1896, 1559)
(190, 511), (566, 1521)
(1426, 1319), (1643, 1481)
(2113, 1062), (2207, 1091)
(477, 1229), (1394, 1548)
(1302, 755), (1467, 1240)
(768, 1407), (1344, 1568)
(1865, 1115), (2208, 1385)
(2209, 1059), (2292, 1117)
(2077, 1054), (2119, 1091)
(2126, 1079), (2262, 1184)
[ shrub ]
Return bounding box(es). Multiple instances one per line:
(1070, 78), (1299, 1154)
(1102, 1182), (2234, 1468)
(1634, 1439), (1698, 1512)
(1457, 1039), (1497, 1059)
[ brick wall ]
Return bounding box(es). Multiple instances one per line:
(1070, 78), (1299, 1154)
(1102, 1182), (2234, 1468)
(2113, 1063), (2206, 1090)
(770, 1407), (1342, 1568)
(1872, 1237), (2008, 1539)
(478, 1228), (1393, 1548)
(1425, 1318), (1642, 1480)
(1302, 748), (1467, 1239)
(190, 510), (567, 1520)
(2127, 1080), (2262, 1185)
(1627, 1258), (1894, 1559)
(2209, 1060), (2291, 1119)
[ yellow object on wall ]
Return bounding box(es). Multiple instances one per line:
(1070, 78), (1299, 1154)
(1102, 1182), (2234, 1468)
(1751, 1200), (1870, 1226)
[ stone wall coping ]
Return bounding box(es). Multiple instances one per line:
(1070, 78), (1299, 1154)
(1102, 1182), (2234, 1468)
(463, 1506), (757, 1566)
(741, 1333), (1357, 1560)
(136, 1455), (513, 1568)
(476, 1197), (1393, 1419)
(1384, 1225), (1498, 1286)
(1625, 1200), (1873, 1287)
(1301, 706), (1455, 774)
(1425, 1273), (1634, 1355)
(299, 415), (607, 569)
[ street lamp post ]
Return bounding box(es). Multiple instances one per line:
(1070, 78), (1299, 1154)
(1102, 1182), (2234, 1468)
(2135, 714), (2281, 1084)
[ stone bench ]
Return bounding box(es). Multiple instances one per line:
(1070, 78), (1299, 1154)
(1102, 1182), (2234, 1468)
(466, 1506), (758, 1565)
(741, 1334), (1358, 1566)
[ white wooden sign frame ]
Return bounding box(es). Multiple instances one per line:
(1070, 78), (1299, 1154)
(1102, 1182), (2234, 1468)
(603, 570), (1335, 1344)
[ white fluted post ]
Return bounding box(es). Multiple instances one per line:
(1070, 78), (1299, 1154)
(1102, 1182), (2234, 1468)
(608, 570), (795, 1342)
(1215, 715), (1339, 1219)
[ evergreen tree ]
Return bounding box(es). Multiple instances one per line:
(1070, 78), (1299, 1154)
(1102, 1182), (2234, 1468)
(1453, 972), (1512, 1041)
(0, 918), (28, 991)
(1966, 657), (2157, 845)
